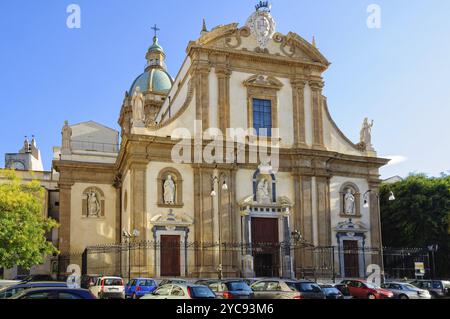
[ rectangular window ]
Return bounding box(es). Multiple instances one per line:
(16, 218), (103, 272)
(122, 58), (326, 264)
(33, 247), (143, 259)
(253, 98), (272, 137)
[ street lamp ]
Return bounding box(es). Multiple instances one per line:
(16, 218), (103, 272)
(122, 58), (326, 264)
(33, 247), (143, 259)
(123, 229), (140, 281)
(363, 190), (396, 208)
(210, 176), (229, 197)
(428, 244), (439, 279)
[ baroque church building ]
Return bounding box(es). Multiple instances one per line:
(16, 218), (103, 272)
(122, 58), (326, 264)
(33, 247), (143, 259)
(4, 3), (389, 280)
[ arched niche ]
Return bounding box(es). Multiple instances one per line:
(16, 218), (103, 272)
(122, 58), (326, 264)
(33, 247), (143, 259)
(253, 169), (277, 204)
(157, 167), (184, 208)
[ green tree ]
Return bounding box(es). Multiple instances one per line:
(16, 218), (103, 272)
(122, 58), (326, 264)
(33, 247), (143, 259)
(0, 170), (59, 270)
(380, 173), (450, 277)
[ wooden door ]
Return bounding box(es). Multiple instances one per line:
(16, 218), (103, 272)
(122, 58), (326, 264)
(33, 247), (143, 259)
(160, 235), (181, 277)
(344, 240), (360, 278)
(251, 218), (279, 277)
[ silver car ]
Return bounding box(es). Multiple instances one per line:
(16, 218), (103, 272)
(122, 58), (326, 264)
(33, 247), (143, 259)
(381, 282), (431, 299)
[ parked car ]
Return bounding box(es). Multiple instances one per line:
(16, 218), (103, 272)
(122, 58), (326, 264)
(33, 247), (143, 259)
(341, 280), (394, 299)
(381, 282), (431, 299)
(125, 278), (158, 299)
(409, 280), (450, 299)
(80, 275), (101, 289)
(141, 284), (216, 300)
(0, 280), (20, 290)
(199, 280), (254, 299)
(319, 284), (345, 299)
(334, 283), (354, 299)
(250, 279), (325, 299)
(0, 281), (67, 299)
(89, 276), (125, 299)
(10, 287), (97, 299)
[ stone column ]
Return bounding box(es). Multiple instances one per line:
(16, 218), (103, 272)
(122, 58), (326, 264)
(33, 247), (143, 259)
(129, 162), (148, 276)
(193, 166), (216, 277)
(316, 176), (332, 247)
(309, 79), (325, 150)
(192, 57), (211, 130)
(291, 78), (307, 148)
(218, 168), (238, 276)
(215, 65), (231, 134)
(293, 173), (314, 276)
(58, 182), (73, 256)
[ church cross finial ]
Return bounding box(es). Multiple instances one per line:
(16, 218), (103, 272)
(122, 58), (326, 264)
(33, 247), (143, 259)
(151, 24), (160, 38)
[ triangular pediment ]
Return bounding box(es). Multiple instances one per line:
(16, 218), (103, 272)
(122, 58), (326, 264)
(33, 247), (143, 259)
(189, 24), (329, 67)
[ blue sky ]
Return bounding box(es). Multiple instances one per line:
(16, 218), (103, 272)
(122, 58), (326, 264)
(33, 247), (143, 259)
(0, 0), (449, 178)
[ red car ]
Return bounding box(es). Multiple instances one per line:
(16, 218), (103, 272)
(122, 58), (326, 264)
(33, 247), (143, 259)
(341, 280), (394, 299)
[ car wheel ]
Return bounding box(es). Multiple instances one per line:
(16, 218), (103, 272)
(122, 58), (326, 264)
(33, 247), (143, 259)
(368, 294), (376, 300)
(399, 294), (409, 300)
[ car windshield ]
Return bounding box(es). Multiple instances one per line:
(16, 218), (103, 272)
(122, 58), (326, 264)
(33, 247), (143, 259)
(103, 279), (122, 286)
(190, 286), (215, 298)
(227, 282), (251, 292)
(294, 282), (322, 293)
(322, 287), (340, 294)
(139, 280), (156, 287)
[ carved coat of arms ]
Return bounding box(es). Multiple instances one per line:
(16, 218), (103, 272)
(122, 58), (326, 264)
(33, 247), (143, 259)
(246, 8), (276, 49)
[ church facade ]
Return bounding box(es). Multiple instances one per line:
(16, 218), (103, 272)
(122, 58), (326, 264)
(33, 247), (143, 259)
(4, 3), (389, 280)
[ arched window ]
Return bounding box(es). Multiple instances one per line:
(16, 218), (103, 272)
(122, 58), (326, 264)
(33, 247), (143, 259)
(157, 168), (184, 207)
(340, 183), (361, 217)
(82, 187), (105, 218)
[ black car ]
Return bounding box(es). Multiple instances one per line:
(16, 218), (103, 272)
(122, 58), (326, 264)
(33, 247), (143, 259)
(0, 281), (67, 299)
(10, 287), (96, 299)
(319, 284), (344, 299)
(198, 280), (254, 299)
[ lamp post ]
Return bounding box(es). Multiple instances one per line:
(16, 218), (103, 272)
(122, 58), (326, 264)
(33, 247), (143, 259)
(210, 174), (229, 278)
(122, 229), (140, 281)
(427, 244), (439, 280)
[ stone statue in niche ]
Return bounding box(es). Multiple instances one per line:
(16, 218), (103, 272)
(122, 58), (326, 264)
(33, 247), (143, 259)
(344, 189), (356, 216)
(131, 86), (145, 127)
(256, 179), (271, 204)
(360, 118), (374, 150)
(163, 175), (176, 205)
(61, 121), (72, 154)
(87, 191), (101, 217)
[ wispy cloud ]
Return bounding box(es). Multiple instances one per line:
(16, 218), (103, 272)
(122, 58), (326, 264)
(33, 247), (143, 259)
(384, 155), (408, 167)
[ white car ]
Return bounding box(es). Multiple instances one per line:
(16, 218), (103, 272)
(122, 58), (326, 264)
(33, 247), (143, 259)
(141, 284), (216, 300)
(381, 282), (432, 299)
(89, 276), (125, 299)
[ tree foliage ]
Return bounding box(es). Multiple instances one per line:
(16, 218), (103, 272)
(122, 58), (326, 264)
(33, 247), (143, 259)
(0, 170), (59, 270)
(380, 173), (450, 277)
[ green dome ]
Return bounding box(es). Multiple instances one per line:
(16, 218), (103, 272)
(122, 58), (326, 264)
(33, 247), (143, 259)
(130, 68), (173, 95)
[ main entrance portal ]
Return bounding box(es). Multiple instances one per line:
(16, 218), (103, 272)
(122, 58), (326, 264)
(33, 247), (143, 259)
(160, 235), (181, 277)
(251, 218), (280, 277)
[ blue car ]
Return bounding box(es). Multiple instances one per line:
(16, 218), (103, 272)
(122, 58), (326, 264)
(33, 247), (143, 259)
(125, 278), (158, 299)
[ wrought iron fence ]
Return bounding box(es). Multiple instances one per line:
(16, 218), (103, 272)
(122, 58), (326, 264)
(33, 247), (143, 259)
(54, 243), (431, 282)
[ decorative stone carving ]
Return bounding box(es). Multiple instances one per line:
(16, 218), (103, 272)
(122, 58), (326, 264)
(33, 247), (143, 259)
(131, 86), (145, 127)
(256, 179), (271, 204)
(82, 187), (105, 218)
(246, 5), (276, 49)
(163, 175), (176, 205)
(61, 121), (72, 154)
(340, 183), (361, 218)
(344, 189), (356, 216)
(87, 191), (101, 217)
(360, 118), (374, 151)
